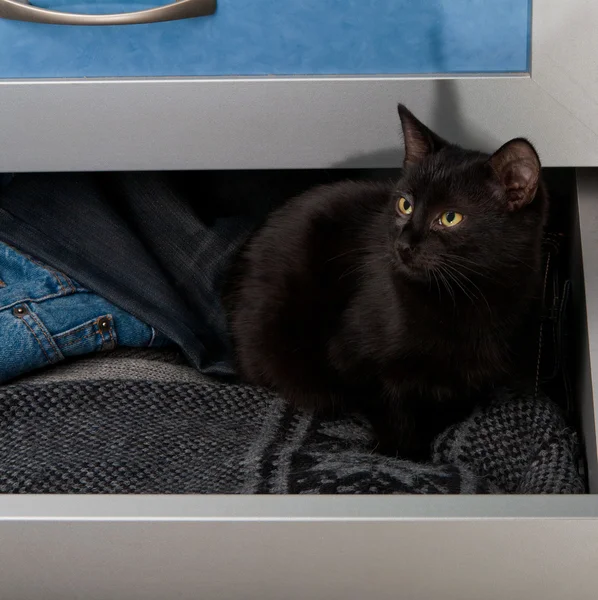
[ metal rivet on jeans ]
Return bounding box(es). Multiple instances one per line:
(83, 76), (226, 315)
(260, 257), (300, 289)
(13, 305), (28, 317)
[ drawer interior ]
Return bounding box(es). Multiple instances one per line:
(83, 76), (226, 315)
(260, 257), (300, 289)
(0, 166), (594, 499)
(542, 168), (595, 491)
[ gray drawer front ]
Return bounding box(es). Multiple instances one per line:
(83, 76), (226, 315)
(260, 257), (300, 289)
(0, 76), (598, 173)
(1, 496), (598, 600)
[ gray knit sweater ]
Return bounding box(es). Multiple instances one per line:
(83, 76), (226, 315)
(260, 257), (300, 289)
(0, 350), (585, 494)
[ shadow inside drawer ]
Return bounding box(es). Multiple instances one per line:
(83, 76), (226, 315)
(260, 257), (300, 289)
(0, 167), (590, 495)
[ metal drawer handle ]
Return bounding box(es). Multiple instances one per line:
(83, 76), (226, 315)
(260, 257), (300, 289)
(0, 0), (215, 25)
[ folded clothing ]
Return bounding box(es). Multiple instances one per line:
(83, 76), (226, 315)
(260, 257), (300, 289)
(0, 241), (169, 383)
(0, 171), (376, 377)
(0, 172), (289, 377)
(0, 349), (584, 494)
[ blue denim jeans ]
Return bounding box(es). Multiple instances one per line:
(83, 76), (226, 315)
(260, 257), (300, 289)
(0, 241), (168, 383)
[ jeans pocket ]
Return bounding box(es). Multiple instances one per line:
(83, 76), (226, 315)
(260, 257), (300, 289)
(54, 315), (118, 356)
(0, 305), (119, 384)
(0, 303), (65, 383)
(0, 241), (81, 311)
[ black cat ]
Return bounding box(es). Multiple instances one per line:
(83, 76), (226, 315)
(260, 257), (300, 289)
(225, 104), (548, 460)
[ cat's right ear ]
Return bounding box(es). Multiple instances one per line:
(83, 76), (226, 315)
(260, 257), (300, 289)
(398, 104), (449, 166)
(488, 138), (541, 212)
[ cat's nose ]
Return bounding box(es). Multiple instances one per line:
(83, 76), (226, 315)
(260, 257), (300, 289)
(400, 249), (413, 263)
(397, 243), (414, 263)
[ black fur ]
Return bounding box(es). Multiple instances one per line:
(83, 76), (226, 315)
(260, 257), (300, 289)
(225, 105), (548, 460)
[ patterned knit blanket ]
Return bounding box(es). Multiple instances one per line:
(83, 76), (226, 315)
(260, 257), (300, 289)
(0, 350), (585, 494)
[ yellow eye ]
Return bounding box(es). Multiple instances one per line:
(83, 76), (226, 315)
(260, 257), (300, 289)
(440, 211), (463, 227)
(397, 196), (413, 215)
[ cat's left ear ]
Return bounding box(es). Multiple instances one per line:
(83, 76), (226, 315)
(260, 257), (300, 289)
(398, 104), (449, 166)
(488, 138), (541, 212)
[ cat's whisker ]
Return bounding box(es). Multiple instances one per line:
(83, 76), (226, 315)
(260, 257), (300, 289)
(338, 254), (388, 281)
(441, 263), (479, 299)
(441, 256), (489, 279)
(442, 262), (492, 313)
(445, 252), (536, 277)
(492, 251), (536, 271)
(436, 267), (456, 307)
(430, 269), (442, 299)
(424, 266), (432, 291)
(505, 255), (536, 270)
(449, 264), (487, 279)
(438, 259), (485, 279)
(326, 245), (389, 264)
(425, 266), (437, 294)
(443, 254), (488, 268)
(440, 265), (476, 305)
(439, 254), (494, 278)
(338, 266), (362, 280)
(459, 274), (492, 314)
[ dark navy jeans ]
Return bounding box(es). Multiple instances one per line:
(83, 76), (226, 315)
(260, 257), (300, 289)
(0, 241), (168, 383)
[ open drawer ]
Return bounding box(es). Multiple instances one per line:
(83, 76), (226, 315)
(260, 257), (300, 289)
(0, 168), (596, 599)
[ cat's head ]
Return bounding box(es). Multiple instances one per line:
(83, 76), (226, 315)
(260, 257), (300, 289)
(390, 104), (546, 288)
